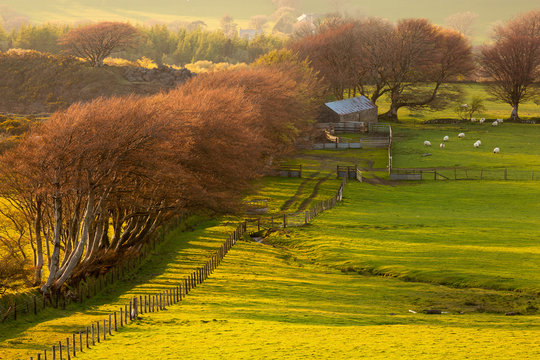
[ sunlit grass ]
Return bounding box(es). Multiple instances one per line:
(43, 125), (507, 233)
(269, 181), (540, 294)
(393, 123), (540, 170)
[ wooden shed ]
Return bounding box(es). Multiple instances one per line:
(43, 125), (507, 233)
(325, 96), (378, 123)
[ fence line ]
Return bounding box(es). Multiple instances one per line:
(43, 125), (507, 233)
(0, 217), (189, 324)
(27, 220), (248, 360)
(390, 167), (540, 181)
(245, 175), (347, 232)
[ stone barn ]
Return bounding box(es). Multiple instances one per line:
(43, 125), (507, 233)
(325, 96), (378, 123)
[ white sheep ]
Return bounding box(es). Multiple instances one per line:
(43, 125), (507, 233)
(479, 118), (485, 124)
(458, 133), (465, 138)
(474, 141), (480, 148)
(443, 136), (449, 141)
(492, 121), (499, 126)
(471, 118), (477, 122)
(497, 118), (504, 123)
(424, 140), (432, 146)
(476, 140), (482, 145)
(440, 143), (445, 148)
(493, 147), (500, 154)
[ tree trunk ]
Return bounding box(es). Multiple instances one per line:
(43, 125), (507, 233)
(54, 188), (94, 289)
(510, 105), (519, 121)
(33, 198), (43, 286)
(41, 194), (62, 295)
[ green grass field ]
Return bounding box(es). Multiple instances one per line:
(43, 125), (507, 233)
(392, 123), (540, 170)
(377, 83), (540, 123)
(2, 119), (540, 359)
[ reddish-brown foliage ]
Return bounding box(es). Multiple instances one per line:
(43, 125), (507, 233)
(480, 10), (540, 120)
(58, 22), (140, 67)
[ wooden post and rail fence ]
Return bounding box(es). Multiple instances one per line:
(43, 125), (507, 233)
(23, 169), (351, 360)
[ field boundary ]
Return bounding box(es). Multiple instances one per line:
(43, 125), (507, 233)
(24, 172), (351, 359)
(26, 221), (248, 360)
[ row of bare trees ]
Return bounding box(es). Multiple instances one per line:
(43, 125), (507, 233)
(0, 52), (323, 295)
(291, 10), (540, 120)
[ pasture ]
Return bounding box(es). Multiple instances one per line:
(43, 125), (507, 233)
(392, 122), (540, 170)
(2, 120), (540, 359)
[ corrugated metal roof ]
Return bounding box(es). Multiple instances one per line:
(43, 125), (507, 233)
(325, 96), (377, 115)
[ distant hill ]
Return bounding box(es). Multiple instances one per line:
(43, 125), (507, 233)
(0, 49), (193, 113)
(1, 1), (539, 42)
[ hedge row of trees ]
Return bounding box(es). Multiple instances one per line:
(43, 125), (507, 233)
(0, 22), (285, 66)
(0, 50), (323, 295)
(291, 10), (540, 120)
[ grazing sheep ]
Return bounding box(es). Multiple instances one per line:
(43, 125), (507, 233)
(479, 118), (485, 124)
(497, 118), (504, 123)
(474, 141), (480, 148)
(443, 136), (449, 141)
(458, 133), (465, 138)
(440, 143), (445, 148)
(471, 118), (477, 122)
(492, 121), (499, 126)
(424, 140), (432, 146)
(493, 147), (500, 153)
(477, 140), (482, 145)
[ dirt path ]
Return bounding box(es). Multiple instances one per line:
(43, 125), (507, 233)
(280, 172), (320, 211)
(298, 174), (332, 211)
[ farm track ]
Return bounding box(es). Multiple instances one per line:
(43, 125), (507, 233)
(298, 174), (333, 211)
(280, 172), (320, 212)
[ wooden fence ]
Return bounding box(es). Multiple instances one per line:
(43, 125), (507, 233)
(277, 165), (302, 178)
(390, 168), (540, 181)
(26, 221), (248, 360)
(1, 217), (190, 324)
(25, 174), (351, 359)
(245, 175), (347, 232)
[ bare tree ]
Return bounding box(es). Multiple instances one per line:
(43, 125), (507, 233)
(250, 15), (268, 31)
(58, 22), (140, 67)
(220, 15), (238, 37)
(480, 10), (540, 120)
(445, 11), (478, 37)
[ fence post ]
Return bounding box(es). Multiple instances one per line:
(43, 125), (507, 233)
(91, 323), (95, 346)
(283, 214), (287, 228)
(305, 211), (309, 224)
(109, 314), (112, 335)
(52, 346), (56, 360)
(72, 334), (76, 357)
(504, 168), (508, 180)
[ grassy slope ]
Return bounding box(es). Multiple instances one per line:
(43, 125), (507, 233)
(73, 241), (540, 360)
(269, 181), (540, 294)
(377, 83), (540, 123)
(392, 123), (540, 170)
(3, 127), (540, 358)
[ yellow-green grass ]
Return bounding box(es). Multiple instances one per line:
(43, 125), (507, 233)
(0, 172), (333, 358)
(268, 181), (540, 295)
(375, 83), (540, 123)
(0, 217), (237, 359)
(2, 174), (540, 359)
(59, 242), (540, 360)
(393, 123), (540, 170)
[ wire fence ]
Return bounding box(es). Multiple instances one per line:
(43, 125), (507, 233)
(390, 168), (540, 181)
(244, 175), (347, 233)
(0, 217), (187, 324)
(25, 221), (248, 360)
